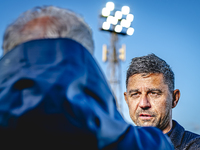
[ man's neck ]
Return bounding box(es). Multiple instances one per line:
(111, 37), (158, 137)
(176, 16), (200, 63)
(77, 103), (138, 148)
(162, 120), (173, 134)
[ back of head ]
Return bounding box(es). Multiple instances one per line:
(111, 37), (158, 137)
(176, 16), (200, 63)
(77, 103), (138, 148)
(126, 53), (174, 93)
(3, 6), (94, 55)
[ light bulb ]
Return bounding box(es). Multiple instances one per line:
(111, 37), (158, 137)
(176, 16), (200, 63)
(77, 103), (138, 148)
(127, 27), (134, 35)
(106, 2), (115, 11)
(126, 14), (134, 22)
(115, 11), (122, 19)
(102, 7), (110, 17)
(121, 6), (130, 15)
(102, 22), (110, 30)
(114, 25), (123, 33)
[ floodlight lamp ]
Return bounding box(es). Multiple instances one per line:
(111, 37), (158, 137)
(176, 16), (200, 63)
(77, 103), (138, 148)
(102, 7), (110, 17)
(107, 16), (114, 24)
(102, 22), (110, 30)
(112, 17), (118, 25)
(127, 27), (134, 35)
(106, 2), (115, 11)
(115, 11), (122, 20)
(120, 19), (131, 28)
(114, 25), (122, 33)
(106, 16), (118, 25)
(126, 14), (134, 22)
(121, 6), (130, 15)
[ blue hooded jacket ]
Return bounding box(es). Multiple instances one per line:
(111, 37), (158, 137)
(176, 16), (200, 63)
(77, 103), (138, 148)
(0, 38), (174, 149)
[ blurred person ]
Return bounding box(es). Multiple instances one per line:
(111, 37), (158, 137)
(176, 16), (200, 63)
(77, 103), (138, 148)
(124, 54), (200, 150)
(0, 6), (174, 149)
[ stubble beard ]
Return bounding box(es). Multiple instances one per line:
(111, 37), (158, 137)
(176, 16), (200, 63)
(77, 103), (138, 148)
(132, 110), (158, 127)
(132, 101), (172, 131)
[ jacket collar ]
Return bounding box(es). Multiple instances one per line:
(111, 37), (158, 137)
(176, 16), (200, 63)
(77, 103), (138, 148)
(167, 120), (185, 148)
(0, 38), (90, 84)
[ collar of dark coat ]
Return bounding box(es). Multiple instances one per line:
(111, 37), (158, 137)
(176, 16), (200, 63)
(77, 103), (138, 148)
(166, 120), (185, 148)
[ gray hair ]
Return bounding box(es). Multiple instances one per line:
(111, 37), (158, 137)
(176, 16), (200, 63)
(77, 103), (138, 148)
(126, 54), (174, 93)
(3, 6), (94, 55)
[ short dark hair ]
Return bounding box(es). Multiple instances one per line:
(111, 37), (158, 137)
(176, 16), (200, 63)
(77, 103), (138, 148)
(126, 54), (174, 93)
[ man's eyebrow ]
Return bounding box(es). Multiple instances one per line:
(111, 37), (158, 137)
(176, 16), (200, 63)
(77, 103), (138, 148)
(148, 88), (162, 93)
(128, 89), (139, 94)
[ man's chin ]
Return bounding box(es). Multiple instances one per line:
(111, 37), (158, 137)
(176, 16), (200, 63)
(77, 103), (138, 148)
(137, 120), (155, 127)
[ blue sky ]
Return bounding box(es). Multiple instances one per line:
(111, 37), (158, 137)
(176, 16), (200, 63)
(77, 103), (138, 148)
(1, 0), (200, 134)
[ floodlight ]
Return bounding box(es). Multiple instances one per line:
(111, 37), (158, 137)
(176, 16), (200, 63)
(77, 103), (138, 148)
(120, 19), (131, 28)
(102, 22), (110, 30)
(126, 14), (134, 22)
(100, 2), (134, 35)
(102, 7), (110, 17)
(107, 16), (118, 25)
(127, 27), (134, 35)
(112, 17), (118, 25)
(121, 6), (130, 15)
(106, 2), (115, 11)
(115, 11), (122, 20)
(114, 25), (123, 33)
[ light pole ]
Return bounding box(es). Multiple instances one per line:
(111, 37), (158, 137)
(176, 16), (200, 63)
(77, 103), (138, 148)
(100, 2), (134, 114)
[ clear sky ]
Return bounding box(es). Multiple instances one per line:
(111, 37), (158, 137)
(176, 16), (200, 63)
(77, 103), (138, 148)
(0, 0), (200, 134)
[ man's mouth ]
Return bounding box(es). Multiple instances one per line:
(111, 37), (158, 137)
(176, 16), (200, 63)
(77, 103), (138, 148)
(139, 113), (153, 119)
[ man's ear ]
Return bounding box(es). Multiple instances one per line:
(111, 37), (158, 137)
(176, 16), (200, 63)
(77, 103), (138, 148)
(124, 92), (128, 104)
(172, 89), (180, 108)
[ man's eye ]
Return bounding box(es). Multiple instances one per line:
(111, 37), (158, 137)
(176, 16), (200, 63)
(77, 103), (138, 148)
(131, 93), (139, 97)
(151, 92), (157, 95)
(149, 92), (161, 97)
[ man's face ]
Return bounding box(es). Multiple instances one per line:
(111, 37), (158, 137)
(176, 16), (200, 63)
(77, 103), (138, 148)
(124, 73), (173, 133)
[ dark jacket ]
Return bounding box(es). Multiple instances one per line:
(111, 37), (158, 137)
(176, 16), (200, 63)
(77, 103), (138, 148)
(0, 38), (174, 149)
(167, 120), (200, 150)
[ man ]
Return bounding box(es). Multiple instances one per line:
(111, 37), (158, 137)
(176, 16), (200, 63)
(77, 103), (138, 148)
(124, 54), (200, 150)
(0, 6), (174, 149)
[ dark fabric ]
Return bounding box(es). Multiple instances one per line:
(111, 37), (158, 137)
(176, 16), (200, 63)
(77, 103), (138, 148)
(0, 38), (174, 149)
(167, 120), (200, 150)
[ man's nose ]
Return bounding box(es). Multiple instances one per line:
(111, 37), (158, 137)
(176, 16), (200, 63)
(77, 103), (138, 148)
(139, 95), (151, 109)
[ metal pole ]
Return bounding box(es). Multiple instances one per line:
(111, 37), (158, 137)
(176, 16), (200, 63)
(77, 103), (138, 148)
(107, 32), (123, 114)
